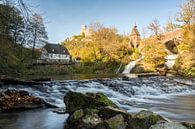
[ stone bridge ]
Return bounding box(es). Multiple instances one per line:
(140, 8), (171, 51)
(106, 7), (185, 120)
(160, 29), (183, 54)
(160, 29), (183, 68)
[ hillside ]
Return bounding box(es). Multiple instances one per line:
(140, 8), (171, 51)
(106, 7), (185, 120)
(63, 24), (133, 74)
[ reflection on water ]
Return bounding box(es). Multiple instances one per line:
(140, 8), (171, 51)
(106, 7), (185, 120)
(0, 109), (69, 129)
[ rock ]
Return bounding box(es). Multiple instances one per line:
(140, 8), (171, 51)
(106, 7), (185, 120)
(0, 89), (57, 112)
(68, 109), (84, 124)
(127, 110), (167, 129)
(149, 122), (187, 129)
(131, 64), (146, 73)
(66, 109), (127, 129)
(86, 93), (118, 108)
(122, 76), (130, 81)
(64, 92), (182, 129)
(99, 106), (131, 121)
(105, 114), (127, 129)
(64, 91), (117, 114)
(65, 108), (102, 129)
(94, 122), (109, 129)
(181, 122), (195, 129)
(82, 108), (102, 125)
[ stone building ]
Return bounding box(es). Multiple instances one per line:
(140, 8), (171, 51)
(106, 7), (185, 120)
(80, 24), (91, 37)
(129, 25), (141, 48)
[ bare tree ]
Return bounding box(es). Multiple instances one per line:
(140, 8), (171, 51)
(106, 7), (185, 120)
(176, 0), (195, 25)
(28, 13), (48, 62)
(141, 27), (147, 39)
(148, 18), (161, 36)
(164, 17), (178, 32)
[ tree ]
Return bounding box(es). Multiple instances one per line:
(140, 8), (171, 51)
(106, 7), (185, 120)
(164, 18), (178, 32)
(28, 13), (48, 62)
(176, 0), (195, 25)
(174, 25), (195, 76)
(64, 22), (131, 64)
(148, 18), (161, 36)
(0, 4), (24, 40)
(141, 27), (147, 39)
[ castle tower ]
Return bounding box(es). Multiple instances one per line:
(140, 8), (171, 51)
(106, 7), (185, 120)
(81, 24), (87, 36)
(129, 25), (141, 48)
(80, 24), (91, 37)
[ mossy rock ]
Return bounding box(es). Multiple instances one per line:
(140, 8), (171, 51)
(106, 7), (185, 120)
(105, 114), (127, 129)
(127, 110), (167, 129)
(99, 106), (131, 121)
(82, 108), (102, 125)
(67, 108), (102, 128)
(86, 93), (118, 108)
(64, 91), (117, 114)
(68, 109), (84, 124)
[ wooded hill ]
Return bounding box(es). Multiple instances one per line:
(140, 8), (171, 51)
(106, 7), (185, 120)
(0, 0), (194, 76)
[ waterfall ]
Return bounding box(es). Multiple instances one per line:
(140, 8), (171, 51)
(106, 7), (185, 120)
(122, 56), (145, 74)
(165, 54), (178, 68)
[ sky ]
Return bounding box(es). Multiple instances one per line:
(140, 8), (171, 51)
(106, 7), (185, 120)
(27, 0), (184, 43)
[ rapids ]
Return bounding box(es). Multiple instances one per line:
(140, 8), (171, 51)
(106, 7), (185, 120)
(0, 76), (195, 129)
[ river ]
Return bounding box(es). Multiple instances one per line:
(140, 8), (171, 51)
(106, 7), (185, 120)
(0, 76), (195, 129)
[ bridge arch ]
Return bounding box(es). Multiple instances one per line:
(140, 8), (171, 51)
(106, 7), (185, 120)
(164, 40), (178, 54)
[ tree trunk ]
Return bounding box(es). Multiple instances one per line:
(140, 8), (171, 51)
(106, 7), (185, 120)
(31, 25), (37, 64)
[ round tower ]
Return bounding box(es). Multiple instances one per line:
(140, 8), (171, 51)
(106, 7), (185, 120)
(81, 25), (87, 36)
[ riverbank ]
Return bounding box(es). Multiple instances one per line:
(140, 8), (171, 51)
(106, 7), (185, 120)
(0, 62), (122, 77)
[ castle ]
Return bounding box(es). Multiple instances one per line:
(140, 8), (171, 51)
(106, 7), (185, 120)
(129, 25), (141, 48)
(80, 24), (91, 37)
(80, 24), (141, 49)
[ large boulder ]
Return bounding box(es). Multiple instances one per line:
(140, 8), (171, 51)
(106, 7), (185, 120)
(127, 110), (168, 129)
(66, 108), (127, 129)
(64, 91), (118, 114)
(0, 89), (57, 112)
(105, 114), (127, 129)
(99, 106), (131, 121)
(149, 122), (187, 129)
(64, 92), (193, 129)
(65, 108), (103, 129)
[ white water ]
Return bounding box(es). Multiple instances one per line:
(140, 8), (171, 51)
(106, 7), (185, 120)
(1, 77), (195, 119)
(1, 76), (195, 129)
(122, 56), (145, 74)
(165, 54), (178, 68)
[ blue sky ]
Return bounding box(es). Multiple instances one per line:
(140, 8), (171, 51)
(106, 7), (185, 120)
(28, 0), (184, 43)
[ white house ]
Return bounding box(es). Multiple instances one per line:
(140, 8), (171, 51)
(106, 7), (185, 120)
(39, 43), (71, 63)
